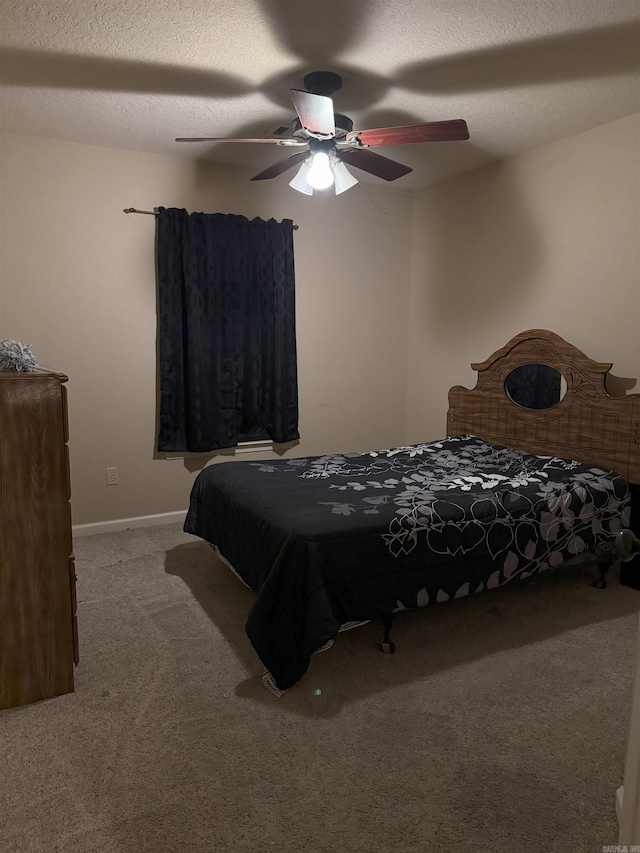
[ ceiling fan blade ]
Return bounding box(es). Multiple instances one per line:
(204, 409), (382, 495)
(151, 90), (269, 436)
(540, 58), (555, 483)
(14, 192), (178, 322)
(175, 137), (304, 144)
(339, 149), (412, 182)
(250, 151), (309, 181)
(289, 89), (335, 137)
(346, 119), (469, 147)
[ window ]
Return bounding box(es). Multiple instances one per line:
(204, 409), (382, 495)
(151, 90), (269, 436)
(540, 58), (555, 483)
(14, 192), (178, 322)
(156, 208), (299, 452)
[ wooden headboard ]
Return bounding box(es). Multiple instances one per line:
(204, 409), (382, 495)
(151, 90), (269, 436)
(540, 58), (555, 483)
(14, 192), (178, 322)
(447, 329), (640, 484)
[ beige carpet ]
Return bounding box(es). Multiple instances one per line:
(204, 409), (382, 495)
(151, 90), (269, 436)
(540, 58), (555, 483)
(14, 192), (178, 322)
(2, 522), (639, 853)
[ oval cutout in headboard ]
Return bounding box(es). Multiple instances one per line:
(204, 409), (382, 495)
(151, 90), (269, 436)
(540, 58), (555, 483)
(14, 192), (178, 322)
(504, 363), (566, 410)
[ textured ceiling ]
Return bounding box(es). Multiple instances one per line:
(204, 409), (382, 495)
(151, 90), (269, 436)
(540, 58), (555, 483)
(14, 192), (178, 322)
(1, 0), (639, 188)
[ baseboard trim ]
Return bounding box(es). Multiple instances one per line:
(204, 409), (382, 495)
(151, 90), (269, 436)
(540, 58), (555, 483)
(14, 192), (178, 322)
(72, 510), (188, 538)
(616, 785), (624, 825)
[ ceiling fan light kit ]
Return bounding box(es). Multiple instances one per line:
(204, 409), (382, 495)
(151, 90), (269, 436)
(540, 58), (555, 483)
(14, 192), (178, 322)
(176, 71), (470, 197)
(289, 149), (360, 196)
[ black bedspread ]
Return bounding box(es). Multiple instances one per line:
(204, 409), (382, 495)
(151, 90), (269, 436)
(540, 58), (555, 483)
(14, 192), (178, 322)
(184, 435), (630, 690)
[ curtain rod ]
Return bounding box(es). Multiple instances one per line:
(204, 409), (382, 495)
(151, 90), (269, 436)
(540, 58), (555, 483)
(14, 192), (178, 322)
(123, 208), (298, 229)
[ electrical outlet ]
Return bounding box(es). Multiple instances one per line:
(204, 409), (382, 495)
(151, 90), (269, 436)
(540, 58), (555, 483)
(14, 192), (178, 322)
(106, 467), (119, 485)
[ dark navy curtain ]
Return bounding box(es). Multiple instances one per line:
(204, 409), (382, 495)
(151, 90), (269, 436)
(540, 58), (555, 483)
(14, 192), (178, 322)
(156, 208), (299, 452)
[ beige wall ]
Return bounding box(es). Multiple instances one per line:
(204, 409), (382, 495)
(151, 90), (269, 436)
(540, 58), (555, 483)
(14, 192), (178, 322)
(406, 112), (640, 443)
(0, 133), (413, 525)
(1, 114), (638, 526)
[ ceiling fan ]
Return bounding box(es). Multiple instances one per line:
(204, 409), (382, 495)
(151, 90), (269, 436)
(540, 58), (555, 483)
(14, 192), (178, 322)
(176, 71), (470, 195)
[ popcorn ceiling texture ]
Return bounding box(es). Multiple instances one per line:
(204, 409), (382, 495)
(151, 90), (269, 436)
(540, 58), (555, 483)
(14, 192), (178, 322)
(1, 0), (638, 187)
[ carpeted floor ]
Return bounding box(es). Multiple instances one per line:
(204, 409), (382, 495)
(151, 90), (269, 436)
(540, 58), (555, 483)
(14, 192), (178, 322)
(2, 522), (639, 852)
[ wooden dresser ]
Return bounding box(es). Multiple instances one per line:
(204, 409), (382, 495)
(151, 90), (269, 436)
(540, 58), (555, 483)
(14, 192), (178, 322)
(0, 370), (78, 709)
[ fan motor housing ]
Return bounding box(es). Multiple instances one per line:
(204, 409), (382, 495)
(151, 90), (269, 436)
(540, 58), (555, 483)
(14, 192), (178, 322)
(333, 113), (354, 138)
(286, 113), (353, 140)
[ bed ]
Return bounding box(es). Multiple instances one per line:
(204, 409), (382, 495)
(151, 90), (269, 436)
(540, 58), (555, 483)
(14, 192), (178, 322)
(184, 330), (640, 693)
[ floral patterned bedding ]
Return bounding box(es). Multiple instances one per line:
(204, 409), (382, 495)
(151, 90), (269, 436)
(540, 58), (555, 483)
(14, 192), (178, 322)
(184, 434), (631, 691)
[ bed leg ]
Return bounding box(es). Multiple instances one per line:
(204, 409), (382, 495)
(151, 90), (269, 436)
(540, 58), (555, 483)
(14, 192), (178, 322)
(381, 614), (396, 654)
(591, 530), (640, 590)
(593, 560), (612, 590)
